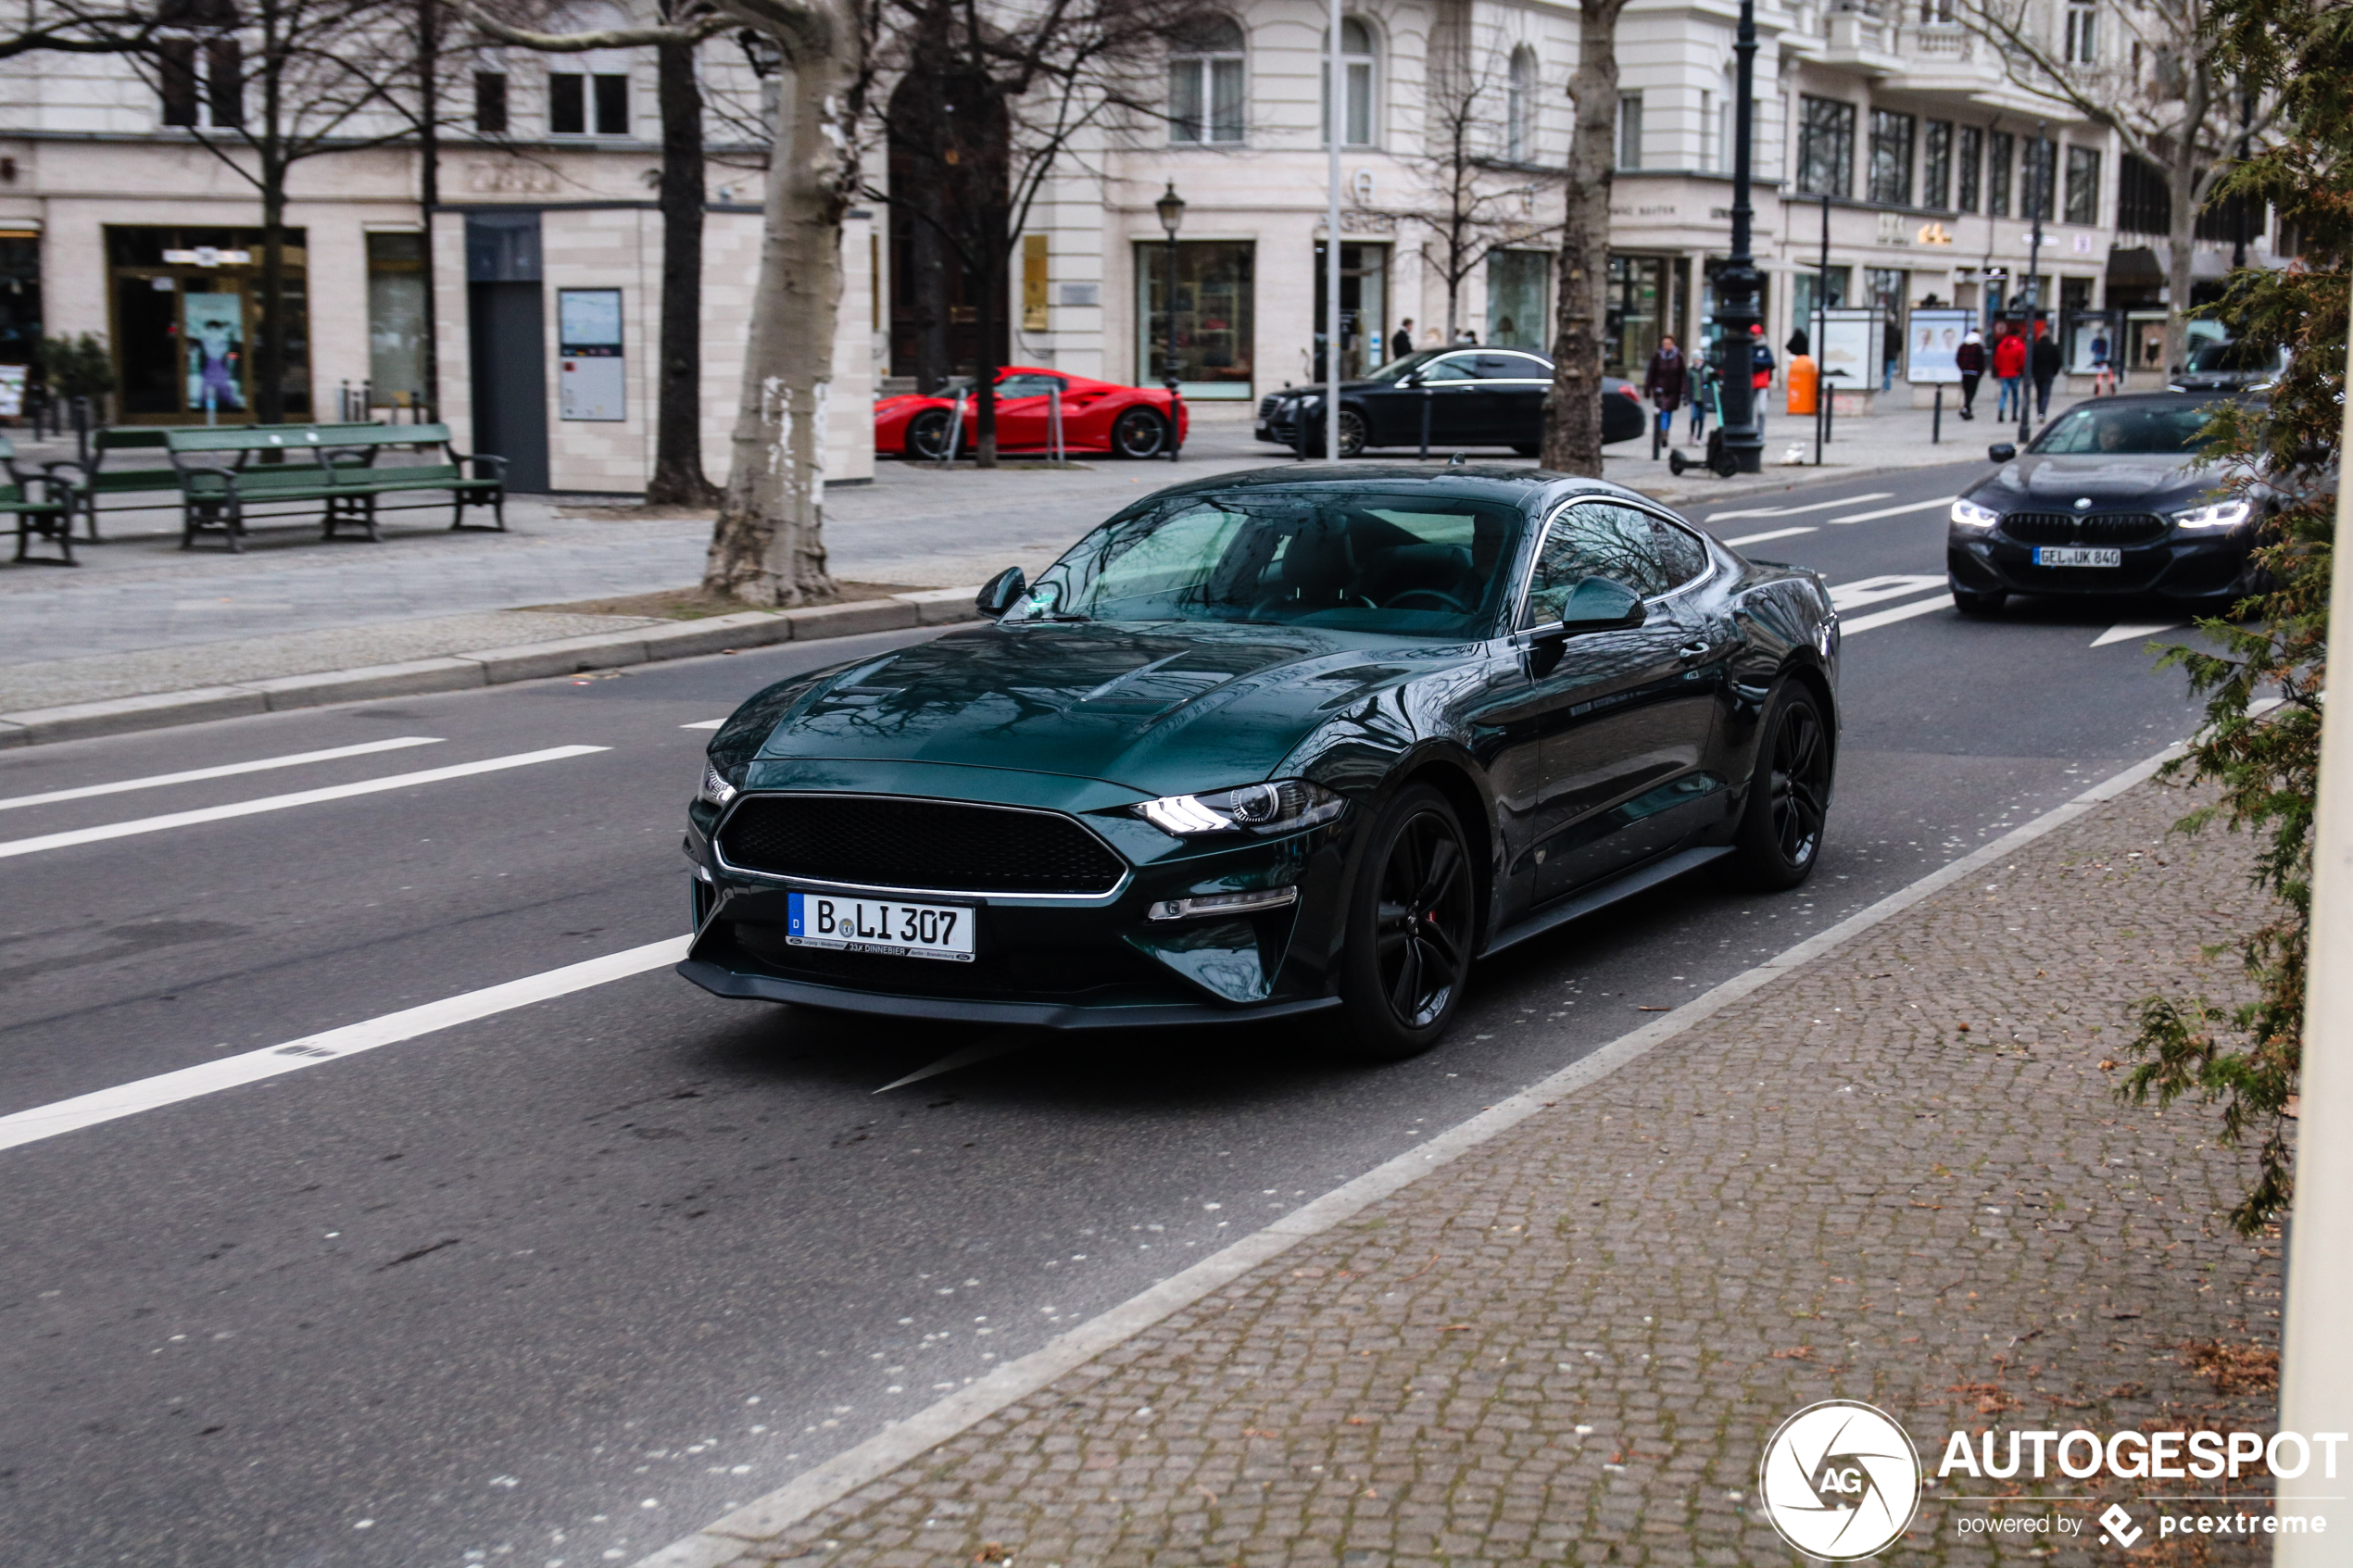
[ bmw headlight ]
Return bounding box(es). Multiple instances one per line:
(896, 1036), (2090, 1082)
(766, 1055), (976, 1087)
(1949, 497), (2001, 532)
(2170, 498), (2254, 530)
(698, 761), (739, 807)
(1135, 779), (1346, 837)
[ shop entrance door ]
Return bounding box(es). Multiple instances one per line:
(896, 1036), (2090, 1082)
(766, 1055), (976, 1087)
(1312, 241), (1388, 379)
(465, 213), (548, 493)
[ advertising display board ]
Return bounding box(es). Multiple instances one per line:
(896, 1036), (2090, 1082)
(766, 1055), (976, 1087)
(1905, 308), (1975, 383)
(557, 287), (625, 421)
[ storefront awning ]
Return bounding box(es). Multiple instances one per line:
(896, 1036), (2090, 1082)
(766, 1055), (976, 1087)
(2106, 245), (2166, 287)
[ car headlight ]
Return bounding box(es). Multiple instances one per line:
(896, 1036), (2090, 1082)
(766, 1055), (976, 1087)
(1135, 779), (1346, 837)
(698, 762), (739, 807)
(2171, 499), (2254, 530)
(1950, 497), (2001, 532)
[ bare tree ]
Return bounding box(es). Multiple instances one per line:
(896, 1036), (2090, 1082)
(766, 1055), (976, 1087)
(1397, 32), (1563, 344)
(1962, 0), (2271, 369)
(1540, 0), (1628, 475)
(453, 0), (734, 505)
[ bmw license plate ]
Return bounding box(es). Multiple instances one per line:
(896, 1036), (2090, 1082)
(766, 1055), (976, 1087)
(2033, 546), (2123, 568)
(787, 893), (975, 962)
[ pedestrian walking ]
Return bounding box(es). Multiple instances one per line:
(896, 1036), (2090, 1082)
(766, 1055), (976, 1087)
(2090, 329), (2115, 396)
(1993, 327), (2027, 420)
(1954, 329), (1987, 420)
(2030, 321), (2061, 420)
(1643, 336), (1686, 448)
(1748, 322), (1775, 439)
(1687, 352), (1713, 443)
(1454, 328), (1478, 345)
(1393, 319), (1415, 358)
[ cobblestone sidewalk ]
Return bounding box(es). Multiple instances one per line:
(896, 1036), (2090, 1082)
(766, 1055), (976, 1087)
(689, 777), (2284, 1568)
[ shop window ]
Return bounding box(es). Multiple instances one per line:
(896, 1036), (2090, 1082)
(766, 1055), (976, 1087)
(366, 232), (427, 408)
(1617, 93), (1643, 170)
(2118, 154), (2170, 234)
(105, 224), (309, 420)
(2064, 145), (2100, 225)
(2023, 137), (2056, 220)
(0, 233), (40, 381)
(2064, 1), (2096, 63)
(474, 71), (509, 133)
(1957, 125), (1982, 211)
(550, 72), (628, 135)
(1922, 120), (1953, 209)
(1137, 239), (1255, 396)
(1506, 47), (1536, 164)
(1487, 250), (1548, 349)
(1796, 95), (1856, 198)
(1987, 129), (2014, 217)
(1869, 109), (1915, 206)
(1792, 265), (1850, 331)
(1320, 19), (1376, 147)
(1310, 240), (1385, 379)
(1168, 16), (1245, 144)
(1604, 255), (1664, 377)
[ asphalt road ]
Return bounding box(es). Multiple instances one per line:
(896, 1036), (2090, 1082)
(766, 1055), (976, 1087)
(0, 457), (2223, 1568)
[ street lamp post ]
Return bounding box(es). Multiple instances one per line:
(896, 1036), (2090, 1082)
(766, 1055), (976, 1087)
(1155, 182), (1186, 462)
(2020, 120), (2045, 448)
(1715, 0), (1765, 473)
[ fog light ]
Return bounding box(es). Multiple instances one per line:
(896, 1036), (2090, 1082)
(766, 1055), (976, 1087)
(1144, 886), (1300, 922)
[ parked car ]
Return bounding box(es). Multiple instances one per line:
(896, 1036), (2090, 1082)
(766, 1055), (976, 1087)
(1254, 349), (1648, 458)
(2167, 337), (2285, 395)
(682, 465), (1839, 1059)
(875, 367), (1189, 459)
(1946, 393), (2271, 615)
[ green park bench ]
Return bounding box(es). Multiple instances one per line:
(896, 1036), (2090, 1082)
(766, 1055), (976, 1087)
(51, 424), (384, 541)
(164, 422), (507, 551)
(2, 433), (75, 565)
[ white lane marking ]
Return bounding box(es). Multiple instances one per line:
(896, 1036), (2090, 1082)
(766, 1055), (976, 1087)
(0, 746), (609, 861)
(0, 737), (444, 814)
(1841, 595), (1952, 634)
(1829, 574), (1947, 611)
(1704, 492), (1894, 523)
(680, 720), (726, 731)
(1828, 496), (1955, 525)
(1723, 525), (1819, 547)
(0, 937), (689, 1155)
(2092, 621), (2184, 648)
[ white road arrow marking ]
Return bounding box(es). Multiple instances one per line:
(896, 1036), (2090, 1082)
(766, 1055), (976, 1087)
(1840, 596), (1952, 634)
(0, 736), (444, 814)
(2090, 621), (2183, 648)
(680, 720), (726, 730)
(1830, 574), (1948, 610)
(1723, 525), (1820, 547)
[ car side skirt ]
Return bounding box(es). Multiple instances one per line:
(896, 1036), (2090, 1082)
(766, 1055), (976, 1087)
(674, 958), (1343, 1030)
(1480, 844), (1735, 960)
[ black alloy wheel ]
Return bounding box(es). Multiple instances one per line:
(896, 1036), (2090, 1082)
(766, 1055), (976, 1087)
(906, 408), (954, 459)
(1306, 408), (1369, 458)
(1112, 407), (1170, 458)
(1334, 784), (1476, 1060)
(1729, 683), (1833, 890)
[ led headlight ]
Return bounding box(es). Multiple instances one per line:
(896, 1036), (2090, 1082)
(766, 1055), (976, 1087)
(2170, 498), (2254, 530)
(1135, 779), (1346, 837)
(1949, 497), (2002, 532)
(698, 762), (739, 807)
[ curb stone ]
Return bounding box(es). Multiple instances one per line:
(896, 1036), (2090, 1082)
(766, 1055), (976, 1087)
(0, 590), (982, 749)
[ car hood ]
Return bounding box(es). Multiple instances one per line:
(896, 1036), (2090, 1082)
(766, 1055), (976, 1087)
(1970, 452), (2223, 511)
(749, 621), (1448, 797)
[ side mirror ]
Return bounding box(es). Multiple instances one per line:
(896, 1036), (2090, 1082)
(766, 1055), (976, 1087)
(1402, 372), (1424, 389)
(1558, 576), (1647, 632)
(975, 567), (1027, 617)
(1988, 443), (2018, 463)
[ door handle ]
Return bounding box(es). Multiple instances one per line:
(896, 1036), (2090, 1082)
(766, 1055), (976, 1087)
(1676, 638), (1712, 659)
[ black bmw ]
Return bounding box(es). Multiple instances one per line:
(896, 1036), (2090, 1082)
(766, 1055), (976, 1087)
(1946, 393), (2269, 615)
(1256, 348), (1650, 458)
(682, 467), (1840, 1058)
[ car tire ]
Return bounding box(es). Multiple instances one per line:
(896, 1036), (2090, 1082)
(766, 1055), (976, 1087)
(1728, 681), (1833, 892)
(1329, 784), (1477, 1061)
(1950, 583), (2007, 616)
(1111, 407), (1170, 458)
(905, 408), (954, 460)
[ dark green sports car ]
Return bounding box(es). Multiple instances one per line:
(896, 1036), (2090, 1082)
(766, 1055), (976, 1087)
(681, 466), (1840, 1057)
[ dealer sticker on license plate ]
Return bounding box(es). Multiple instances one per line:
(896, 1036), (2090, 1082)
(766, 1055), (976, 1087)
(2033, 546), (2123, 568)
(787, 893), (975, 962)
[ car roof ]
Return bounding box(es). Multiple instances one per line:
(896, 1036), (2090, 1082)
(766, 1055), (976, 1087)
(1132, 463), (1651, 512)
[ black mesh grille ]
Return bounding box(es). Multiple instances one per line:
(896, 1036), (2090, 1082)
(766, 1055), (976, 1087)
(2000, 510), (2170, 546)
(718, 795), (1126, 895)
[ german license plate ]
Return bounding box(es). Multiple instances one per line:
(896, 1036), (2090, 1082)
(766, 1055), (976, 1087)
(2033, 546), (2122, 568)
(787, 893), (975, 961)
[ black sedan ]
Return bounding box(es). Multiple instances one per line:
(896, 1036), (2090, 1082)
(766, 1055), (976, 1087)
(682, 466), (1840, 1059)
(1946, 394), (2268, 615)
(1255, 349), (1649, 458)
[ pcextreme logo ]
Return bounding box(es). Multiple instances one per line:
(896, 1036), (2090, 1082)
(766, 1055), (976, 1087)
(1758, 1400), (1924, 1561)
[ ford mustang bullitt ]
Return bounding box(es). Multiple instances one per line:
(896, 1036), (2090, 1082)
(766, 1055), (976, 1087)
(681, 466), (1840, 1058)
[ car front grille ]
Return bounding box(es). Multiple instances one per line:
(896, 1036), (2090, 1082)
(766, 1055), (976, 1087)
(717, 794), (1127, 896)
(2000, 510), (2170, 546)
(1258, 394), (1284, 421)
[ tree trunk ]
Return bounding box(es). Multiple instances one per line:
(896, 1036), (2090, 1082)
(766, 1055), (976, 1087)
(647, 34), (720, 506)
(973, 245), (1000, 466)
(911, 216), (948, 393)
(256, 171), (288, 424)
(700, 3), (855, 606)
(2162, 66), (2212, 374)
(1541, 0), (1624, 474)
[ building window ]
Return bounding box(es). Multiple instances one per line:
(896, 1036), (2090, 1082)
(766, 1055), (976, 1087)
(1604, 256), (1666, 377)
(2064, 144), (2100, 224)
(1320, 18), (1376, 147)
(473, 71), (509, 133)
(1869, 109), (1916, 206)
(1505, 46), (1536, 164)
(1698, 89), (1715, 171)
(1796, 95), (1856, 197)
(104, 223), (310, 419)
(1987, 129), (2014, 217)
(1488, 249), (1548, 347)
(1957, 124), (1982, 211)
(1168, 16), (1245, 144)
(1138, 239), (1255, 395)
(1921, 119), (1953, 208)
(158, 36), (245, 129)
(2023, 136), (2056, 220)
(365, 232), (426, 408)
(2118, 153), (2170, 234)
(1617, 92), (1644, 170)
(1919, 0), (1955, 19)
(1793, 266), (1849, 332)
(2064, 1), (2096, 63)
(550, 72), (627, 135)
(2196, 188), (2268, 243)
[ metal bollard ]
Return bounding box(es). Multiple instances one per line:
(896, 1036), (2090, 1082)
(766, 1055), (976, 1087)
(1048, 383), (1065, 467)
(940, 390), (968, 468)
(1418, 387), (1433, 462)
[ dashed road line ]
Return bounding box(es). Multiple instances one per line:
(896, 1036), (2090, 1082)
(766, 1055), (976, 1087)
(1827, 496), (1955, 525)
(1704, 492), (1894, 524)
(1722, 525), (1819, 547)
(1841, 595), (1953, 634)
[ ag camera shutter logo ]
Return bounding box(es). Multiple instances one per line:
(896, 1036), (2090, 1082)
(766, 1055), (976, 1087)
(1758, 1399), (1924, 1560)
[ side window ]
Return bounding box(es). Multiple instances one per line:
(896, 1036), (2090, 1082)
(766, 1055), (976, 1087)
(1518, 503), (1668, 626)
(996, 374), (1064, 399)
(1419, 356), (1478, 382)
(1648, 518), (1710, 589)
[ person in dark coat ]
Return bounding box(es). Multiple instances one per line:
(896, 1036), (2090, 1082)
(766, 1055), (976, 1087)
(1392, 319), (1415, 358)
(1954, 329), (1987, 420)
(1643, 336), (1686, 445)
(2030, 322), (2063, 418)
(1786, 327), (1810, 358)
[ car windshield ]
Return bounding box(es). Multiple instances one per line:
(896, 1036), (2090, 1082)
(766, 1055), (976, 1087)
(2183, 340), (2271, 373)
(1017, 488), (1527, 639)
(1360, 351), (1450, 384)
(2029, 403), (2212, 455)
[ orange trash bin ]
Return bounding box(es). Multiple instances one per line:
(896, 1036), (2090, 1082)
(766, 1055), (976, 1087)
(1786, 354), (1818, 416)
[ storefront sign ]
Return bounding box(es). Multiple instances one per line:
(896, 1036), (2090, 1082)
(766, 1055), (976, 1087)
(161, 247), (250, 266)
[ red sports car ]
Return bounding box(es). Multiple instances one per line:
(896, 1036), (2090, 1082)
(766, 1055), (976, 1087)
(875, 367), (1189, 459)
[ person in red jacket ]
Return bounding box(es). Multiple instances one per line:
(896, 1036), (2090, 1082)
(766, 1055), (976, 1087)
(1954, 329), (1987, 420)
(1992, 327), (2028, 420)
(1748, 322), (1776, 438)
